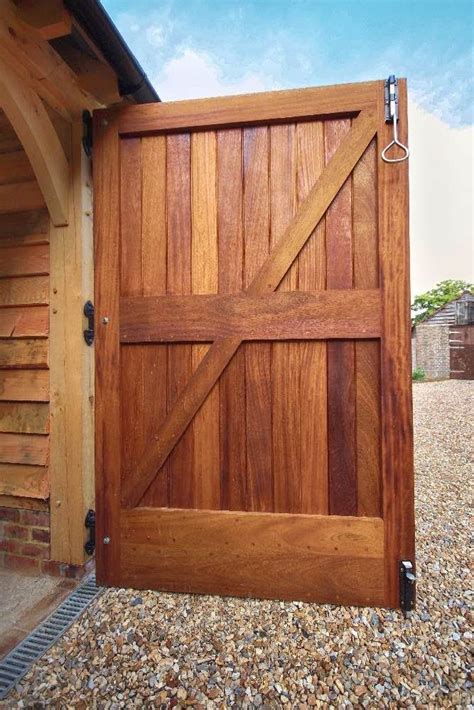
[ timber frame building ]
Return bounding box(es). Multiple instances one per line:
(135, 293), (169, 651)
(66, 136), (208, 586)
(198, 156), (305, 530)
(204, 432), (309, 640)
(0, 0), (158, 574)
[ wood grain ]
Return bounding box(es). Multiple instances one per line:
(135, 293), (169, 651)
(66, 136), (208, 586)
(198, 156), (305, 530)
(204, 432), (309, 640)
(121, 111), (377, 508)
(0, 180), (45, 214)
(117, 81), (378, 136)
(165, 133), (194, 509)
(0, 369), (48, 401)
(296, 120), (328, 514)
(243, 126), (273, 512)
(120, 290), (381, 342)
(119, 138), (145, 513)
(0, 338), (48, 368)
(377, 79), (415, 606)
(353, 139), (381, 517)
(0, 401), (49, 433)
(0, 306), (48, 337)
(0, 244), (49, 277)
(120, 508), (385, 606)
(0, 275), (48, 306)
(325, 119), (357, 516)
(0, 208), (48, 239)
(139, 136), (169, 507)
(0, 149), (35, 185)
(270, 123), (300, 513)
(217, 128), (247, 511)
(0, 432), (48, 465)
(191, 131), (220, 509)
(93, 110), (121, 586)
(0, 462), (48, 498)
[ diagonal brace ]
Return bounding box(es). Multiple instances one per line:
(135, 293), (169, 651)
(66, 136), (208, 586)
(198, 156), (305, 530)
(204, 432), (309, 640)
(124, 109), (377, 508)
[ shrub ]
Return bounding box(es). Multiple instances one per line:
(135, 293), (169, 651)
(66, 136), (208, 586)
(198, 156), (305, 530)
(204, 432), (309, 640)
(412, 367), (426, 381)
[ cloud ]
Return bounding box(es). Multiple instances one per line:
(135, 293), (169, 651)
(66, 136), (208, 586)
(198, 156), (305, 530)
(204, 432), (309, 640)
(152, 47), (279, 101)
(409, 100), (473, 295)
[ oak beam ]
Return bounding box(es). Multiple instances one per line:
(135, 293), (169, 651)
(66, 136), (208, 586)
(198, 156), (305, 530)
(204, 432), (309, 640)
(0, 0), (100, 118)
(49, 118), (94, 565)
(0, 59), (69, 225)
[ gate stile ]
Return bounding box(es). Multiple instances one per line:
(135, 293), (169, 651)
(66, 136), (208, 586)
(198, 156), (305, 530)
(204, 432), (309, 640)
(93, 79), (415, 608)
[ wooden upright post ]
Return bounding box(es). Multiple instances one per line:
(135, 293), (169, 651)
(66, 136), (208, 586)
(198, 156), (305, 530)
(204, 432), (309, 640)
(49, 119), (94, 565)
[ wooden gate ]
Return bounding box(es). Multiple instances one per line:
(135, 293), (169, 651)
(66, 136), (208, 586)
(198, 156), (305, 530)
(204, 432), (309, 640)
(93, 79), (415, 608)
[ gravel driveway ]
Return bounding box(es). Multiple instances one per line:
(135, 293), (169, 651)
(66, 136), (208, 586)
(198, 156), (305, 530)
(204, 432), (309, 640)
(6, 380), (472, 708)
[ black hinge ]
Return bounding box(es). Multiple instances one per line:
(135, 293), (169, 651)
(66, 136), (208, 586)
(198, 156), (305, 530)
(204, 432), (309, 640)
(82, 110), (93, 157)
(400, 560), (416, 614)
(83, 300), (94, 346)
(84, 509), (96, 555)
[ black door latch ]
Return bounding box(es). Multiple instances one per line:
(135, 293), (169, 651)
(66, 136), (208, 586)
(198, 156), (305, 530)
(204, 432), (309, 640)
(400, 560), (416, 614)
(83, 300), (94, 346)
(84, 509), (96, 555)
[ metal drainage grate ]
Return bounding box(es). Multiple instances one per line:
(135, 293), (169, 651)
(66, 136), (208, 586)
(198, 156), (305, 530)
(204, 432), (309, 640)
(0, 574), (102, 700)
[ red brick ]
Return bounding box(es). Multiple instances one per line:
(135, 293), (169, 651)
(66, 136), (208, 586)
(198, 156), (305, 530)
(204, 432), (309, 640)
(19, 543), (50, 559)
(31, 527), (50, 543)
(0, 507), (20, 523)
(3, 523), (29, 540)
(19, 510), (50, 527)
(4, 554), (40, 573)
(0, 538), (22, 554)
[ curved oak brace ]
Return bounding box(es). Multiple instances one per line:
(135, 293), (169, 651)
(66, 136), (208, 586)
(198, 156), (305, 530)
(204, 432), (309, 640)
(0, 58), (69, 226)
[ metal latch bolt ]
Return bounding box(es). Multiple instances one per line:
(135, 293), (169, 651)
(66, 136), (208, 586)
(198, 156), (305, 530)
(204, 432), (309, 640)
(399, 560), (416, 614)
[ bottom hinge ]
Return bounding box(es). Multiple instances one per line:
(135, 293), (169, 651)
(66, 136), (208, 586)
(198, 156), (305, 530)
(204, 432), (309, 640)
(84, 509), (96, 555)
(399, 560), (416, 614)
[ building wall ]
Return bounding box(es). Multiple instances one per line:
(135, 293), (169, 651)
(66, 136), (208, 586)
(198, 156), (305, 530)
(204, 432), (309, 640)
(0, 111), (50, 508)
(414, 324), (450, 380)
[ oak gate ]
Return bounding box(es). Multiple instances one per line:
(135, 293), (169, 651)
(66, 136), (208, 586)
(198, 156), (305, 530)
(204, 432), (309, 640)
(93, 79), (415, 608)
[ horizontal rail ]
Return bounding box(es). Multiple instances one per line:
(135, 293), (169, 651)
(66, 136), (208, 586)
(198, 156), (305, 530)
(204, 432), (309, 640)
(110, 81), (379, 136)
(120, 289), (382, 343)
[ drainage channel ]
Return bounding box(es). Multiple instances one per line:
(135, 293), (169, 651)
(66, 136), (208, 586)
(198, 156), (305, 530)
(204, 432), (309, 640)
(0, 574), (102, 700)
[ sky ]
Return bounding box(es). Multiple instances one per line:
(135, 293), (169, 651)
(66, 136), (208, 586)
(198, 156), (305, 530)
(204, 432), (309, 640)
(104, 0), (473, 297)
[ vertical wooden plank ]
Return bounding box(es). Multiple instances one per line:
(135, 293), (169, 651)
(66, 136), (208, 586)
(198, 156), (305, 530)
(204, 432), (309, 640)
(296, 121), (328, 514)
(325, 119), (357, 516)
(217, 129), (247, 510)
(119, 139), (144, 508)
(49, 117), (94, 566)
(191, 131), (220, 509)
(140, 136), (168, 506)
(243, 127), (273, 512)
(270, 124), (300, 513)
(167, 134), (194, 508)
(378, 80), (415, 606)
(93, 110), (121, 584)
(353, 139), (381, 517)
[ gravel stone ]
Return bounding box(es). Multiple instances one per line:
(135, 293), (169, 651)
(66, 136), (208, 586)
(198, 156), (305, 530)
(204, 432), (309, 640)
(4, 380), (472, 707)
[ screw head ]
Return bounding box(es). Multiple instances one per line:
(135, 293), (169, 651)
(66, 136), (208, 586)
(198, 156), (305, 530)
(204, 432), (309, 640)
(103, 536), (110, 545)
(102, 316), (109, 325)
(101, 118), (108, 127)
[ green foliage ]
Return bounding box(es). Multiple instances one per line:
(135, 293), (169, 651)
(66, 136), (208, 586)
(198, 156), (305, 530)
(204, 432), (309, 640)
(411, 280), (473, 325)
(412, 367), (426, 382)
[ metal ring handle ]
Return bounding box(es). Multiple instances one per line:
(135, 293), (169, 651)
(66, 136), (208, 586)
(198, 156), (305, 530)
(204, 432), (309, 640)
(381, 138), (410, 163)
(381, 112), (410, 163)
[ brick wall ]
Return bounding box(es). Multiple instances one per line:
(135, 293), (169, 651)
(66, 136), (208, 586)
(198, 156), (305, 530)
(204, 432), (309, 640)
(414, 324), (450, 381)
(0, 507), (92, 578)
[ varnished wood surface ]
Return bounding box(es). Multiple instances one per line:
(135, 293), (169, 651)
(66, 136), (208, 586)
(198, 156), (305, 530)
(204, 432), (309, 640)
(121, 508), (385, 606)
(377, 79), (415, 606)
(94, 79), (414, 608)
(122, 111), (377, 508)
(93, 111), (121, 585)
(120, 290), (381, 342)
(114, 81), (378, 136)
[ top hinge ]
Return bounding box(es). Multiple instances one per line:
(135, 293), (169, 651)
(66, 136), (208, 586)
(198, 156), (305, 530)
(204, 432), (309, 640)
(82, 110), (93, 157)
